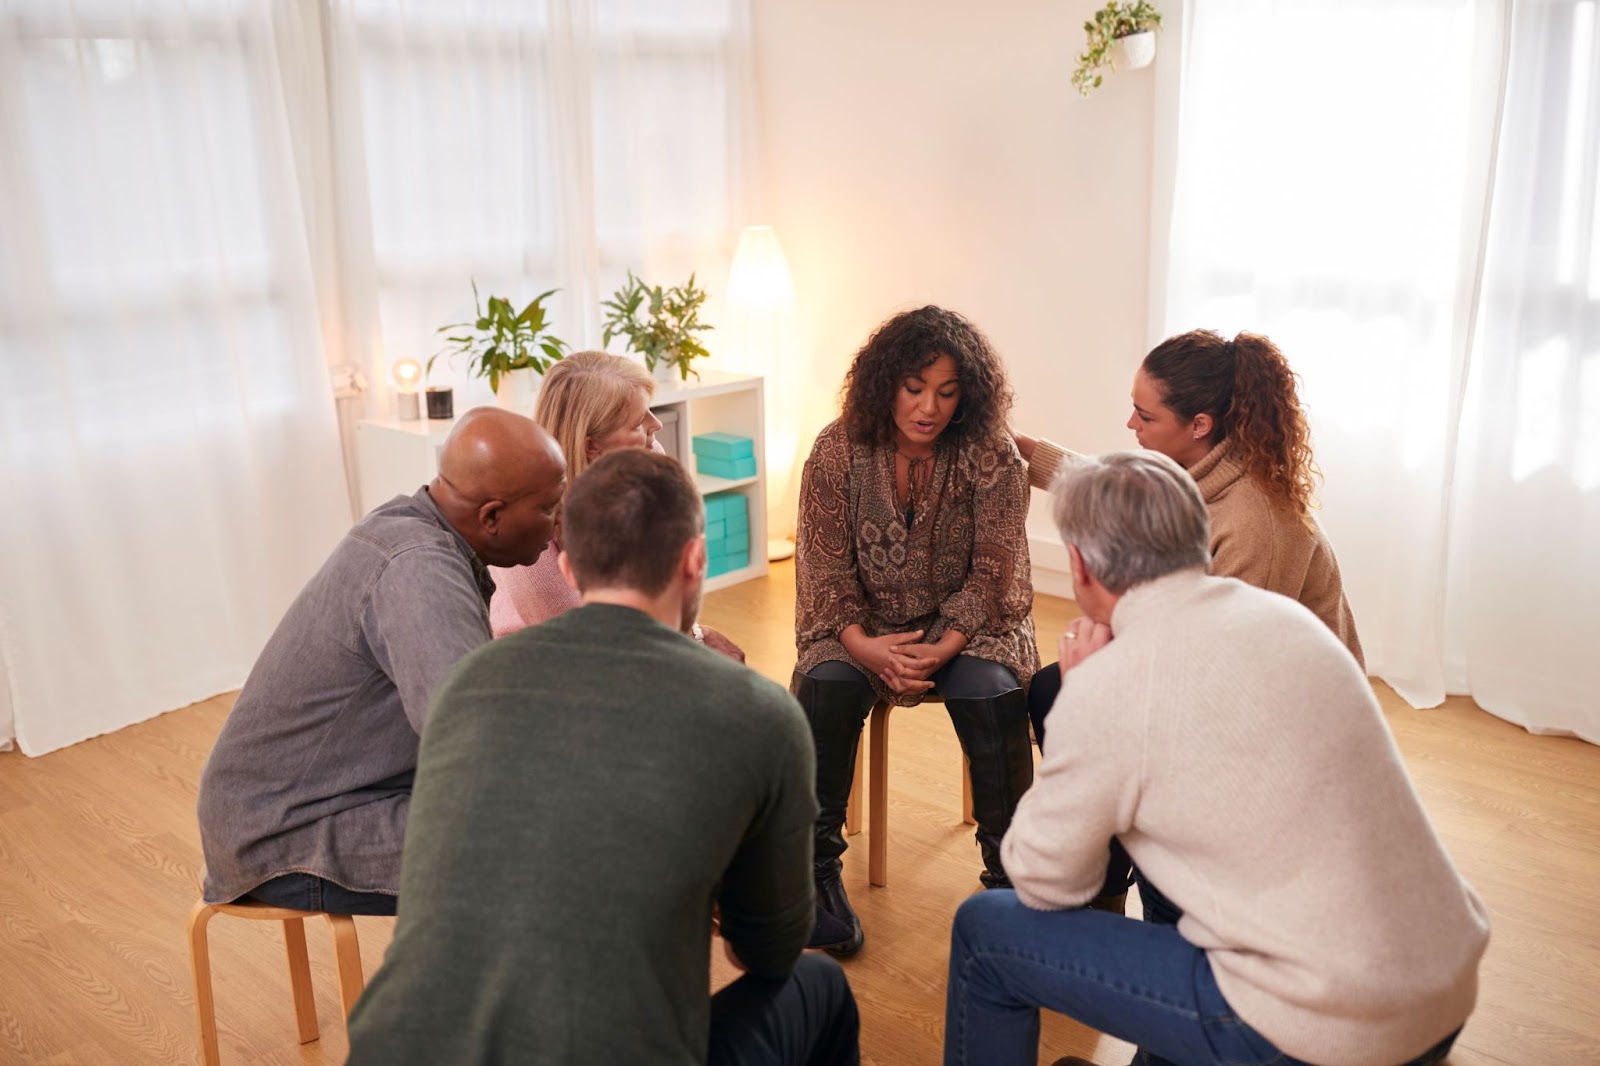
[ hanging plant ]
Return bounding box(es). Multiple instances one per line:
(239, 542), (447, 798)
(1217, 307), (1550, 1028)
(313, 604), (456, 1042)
(1072, 0), (1162, 97)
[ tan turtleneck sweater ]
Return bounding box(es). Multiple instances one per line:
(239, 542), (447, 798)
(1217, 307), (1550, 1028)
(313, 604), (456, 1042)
(1004, 569), (1488, 1066)
(1027, 438), (1364, 667)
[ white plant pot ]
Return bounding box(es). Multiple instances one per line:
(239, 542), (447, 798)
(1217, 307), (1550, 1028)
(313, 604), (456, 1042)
(493, 367), (541, 415)
(652, 359), (682, 386)
(1111, 30), (1156, 71)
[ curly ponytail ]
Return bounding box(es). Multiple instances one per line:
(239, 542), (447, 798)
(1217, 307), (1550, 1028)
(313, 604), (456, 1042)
(1143, 329), (1320, 515)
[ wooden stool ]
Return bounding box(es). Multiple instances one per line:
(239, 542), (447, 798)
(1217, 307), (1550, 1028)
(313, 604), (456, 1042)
(187, 898), (365, 1066)
(845, 695), (975, 887)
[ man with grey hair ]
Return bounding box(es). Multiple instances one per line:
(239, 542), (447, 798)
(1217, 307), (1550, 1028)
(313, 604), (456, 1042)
(942, 450), (1488, 1066)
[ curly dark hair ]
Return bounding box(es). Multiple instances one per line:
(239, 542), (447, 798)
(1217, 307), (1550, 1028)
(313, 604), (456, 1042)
(1143, 329), (1320, 516)
(839, 306), (1013, 448)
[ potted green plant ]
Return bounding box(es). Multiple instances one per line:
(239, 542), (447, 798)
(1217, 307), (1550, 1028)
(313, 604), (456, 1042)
(1072, 0), (1162, 97)
(430, 281), (568, 413)
(601, 272), (713, 383)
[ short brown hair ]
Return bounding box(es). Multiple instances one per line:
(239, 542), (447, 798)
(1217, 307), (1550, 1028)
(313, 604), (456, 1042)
(561, 449), (703, 595)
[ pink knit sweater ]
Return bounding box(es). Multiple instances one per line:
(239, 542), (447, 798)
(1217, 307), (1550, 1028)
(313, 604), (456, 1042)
(489, 548), (578, 637)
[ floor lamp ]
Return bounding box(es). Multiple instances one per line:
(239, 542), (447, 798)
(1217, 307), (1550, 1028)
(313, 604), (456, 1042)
(726, 225), (799, 562)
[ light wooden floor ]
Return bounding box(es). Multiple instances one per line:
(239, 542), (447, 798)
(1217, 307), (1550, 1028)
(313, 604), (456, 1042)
(1, 560), (1597, 1065)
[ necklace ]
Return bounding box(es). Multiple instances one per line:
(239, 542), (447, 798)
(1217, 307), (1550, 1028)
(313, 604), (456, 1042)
(897, 449), (933, 526)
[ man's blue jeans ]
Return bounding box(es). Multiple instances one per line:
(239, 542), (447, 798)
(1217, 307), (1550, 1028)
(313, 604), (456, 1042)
(944, 889), (1460, 1066)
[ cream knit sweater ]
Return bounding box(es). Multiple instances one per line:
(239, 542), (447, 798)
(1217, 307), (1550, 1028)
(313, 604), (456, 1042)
(1003, 569), (1488, 1066)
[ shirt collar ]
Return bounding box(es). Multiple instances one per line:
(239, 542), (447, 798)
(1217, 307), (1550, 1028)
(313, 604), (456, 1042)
(415, 486), (497, 605)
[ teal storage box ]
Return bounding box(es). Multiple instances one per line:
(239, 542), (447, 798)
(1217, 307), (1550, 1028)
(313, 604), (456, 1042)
(705, 518), (727, 542)
(696, 454), (757, 480)
(708, 548), (751, 577)
(726, 510), (749, 537)
(692, 432), (754, 461)
(704, 492), (749, 521)
(707, 532), (748, 560)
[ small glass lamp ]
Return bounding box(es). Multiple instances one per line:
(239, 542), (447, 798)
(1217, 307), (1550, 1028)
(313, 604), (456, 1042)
(392, 359), (423, 421)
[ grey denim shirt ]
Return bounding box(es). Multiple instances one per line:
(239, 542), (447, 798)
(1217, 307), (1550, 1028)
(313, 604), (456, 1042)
(197, 487), (495, 902)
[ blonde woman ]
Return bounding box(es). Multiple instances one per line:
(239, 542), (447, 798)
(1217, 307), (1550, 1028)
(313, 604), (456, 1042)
(489, 351), (743, 661)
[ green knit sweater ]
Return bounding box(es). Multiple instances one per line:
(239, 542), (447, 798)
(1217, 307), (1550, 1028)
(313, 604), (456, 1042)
(347, 603), (818, 1065)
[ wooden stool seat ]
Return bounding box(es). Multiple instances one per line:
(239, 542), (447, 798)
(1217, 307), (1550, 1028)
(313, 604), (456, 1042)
(187, 897), (366, 1065)
(845, 695), (975, 887)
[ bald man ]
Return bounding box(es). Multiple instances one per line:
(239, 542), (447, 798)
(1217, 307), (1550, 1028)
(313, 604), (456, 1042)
(197, 408), (566, 915)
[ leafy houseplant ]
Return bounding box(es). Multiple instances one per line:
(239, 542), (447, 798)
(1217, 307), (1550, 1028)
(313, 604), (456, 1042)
(601, 272), (713, 382)
(430, 282), (568, 394)
(1072, 0), (1162, 97)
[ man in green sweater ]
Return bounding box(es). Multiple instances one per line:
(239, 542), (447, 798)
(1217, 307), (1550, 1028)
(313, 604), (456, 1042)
(347, 448), (859, 1066)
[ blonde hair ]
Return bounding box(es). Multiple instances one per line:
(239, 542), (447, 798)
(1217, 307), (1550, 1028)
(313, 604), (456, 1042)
(534, 350), (656, 480)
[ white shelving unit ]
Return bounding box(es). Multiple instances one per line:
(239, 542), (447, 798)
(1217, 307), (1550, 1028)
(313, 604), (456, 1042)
(354, 368), (768, 593)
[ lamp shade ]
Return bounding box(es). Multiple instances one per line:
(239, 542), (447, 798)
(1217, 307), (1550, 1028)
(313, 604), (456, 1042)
(727, 226), (795, 312)
(725, 225), (801, 557)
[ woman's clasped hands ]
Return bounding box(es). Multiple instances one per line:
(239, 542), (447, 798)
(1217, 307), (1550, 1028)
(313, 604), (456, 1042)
(844, 627), (949, 696)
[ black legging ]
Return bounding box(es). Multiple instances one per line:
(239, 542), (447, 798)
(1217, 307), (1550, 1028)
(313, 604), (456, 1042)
(1026, 661), (1062, 750)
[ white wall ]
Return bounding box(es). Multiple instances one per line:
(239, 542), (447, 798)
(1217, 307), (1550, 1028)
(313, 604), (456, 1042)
(750, 0), (1160, 592)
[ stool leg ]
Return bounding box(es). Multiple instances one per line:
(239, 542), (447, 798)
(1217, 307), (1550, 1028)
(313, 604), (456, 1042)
(326, 915), (365, 1018)
(962, 755), (975, 825)
(846, 734), (863, 837)
(869, 703), (891, 887)
(187, 902), (222, 1066)
(281, 917), (319, 1043)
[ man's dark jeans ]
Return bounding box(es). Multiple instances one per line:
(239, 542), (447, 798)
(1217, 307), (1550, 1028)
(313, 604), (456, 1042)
(709, 954), (860, 1066)
(246, 873), (398, 916)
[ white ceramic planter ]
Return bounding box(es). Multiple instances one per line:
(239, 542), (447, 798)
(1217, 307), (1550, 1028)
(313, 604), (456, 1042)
(1111, 30), (1156, 71)
(493, 367), (541, 415)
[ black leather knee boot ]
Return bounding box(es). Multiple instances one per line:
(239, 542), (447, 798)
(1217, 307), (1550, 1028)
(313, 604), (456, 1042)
(791, 671), (872, 956)
(946, 687), (1035, 888)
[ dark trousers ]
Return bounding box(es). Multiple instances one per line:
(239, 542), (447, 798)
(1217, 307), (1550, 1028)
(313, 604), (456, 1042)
(245, 873), (398, 916)
(1026, 661), (1063, 750)
(709, 954), (860, 1066)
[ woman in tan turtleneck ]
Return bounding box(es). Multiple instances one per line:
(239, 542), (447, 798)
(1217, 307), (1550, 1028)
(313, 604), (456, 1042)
(1020, 328), (1363, 908)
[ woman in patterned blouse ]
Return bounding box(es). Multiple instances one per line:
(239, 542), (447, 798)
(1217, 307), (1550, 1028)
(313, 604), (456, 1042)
(793, 306), (1038, 956)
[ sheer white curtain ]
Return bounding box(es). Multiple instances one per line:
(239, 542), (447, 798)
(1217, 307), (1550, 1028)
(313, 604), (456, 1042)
(329, 0), (756, 412)
(0, 0), (756, 755)
(0, 1), (352, 755)
(1446, 0), (1600, 740)
(1161, 0), (1600, 742)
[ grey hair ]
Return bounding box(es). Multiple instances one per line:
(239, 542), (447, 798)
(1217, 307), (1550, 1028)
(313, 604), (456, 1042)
(1050, 450), (1211, 594)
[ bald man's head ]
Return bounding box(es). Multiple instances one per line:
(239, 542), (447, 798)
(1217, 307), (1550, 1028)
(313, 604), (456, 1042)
(430, 408), (567, 568)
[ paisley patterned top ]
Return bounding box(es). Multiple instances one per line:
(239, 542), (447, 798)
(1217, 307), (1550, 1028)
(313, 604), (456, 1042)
(794, 419), (1038, 704)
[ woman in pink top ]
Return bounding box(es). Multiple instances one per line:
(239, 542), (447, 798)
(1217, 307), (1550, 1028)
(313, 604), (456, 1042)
(489, 351), (743, 661)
